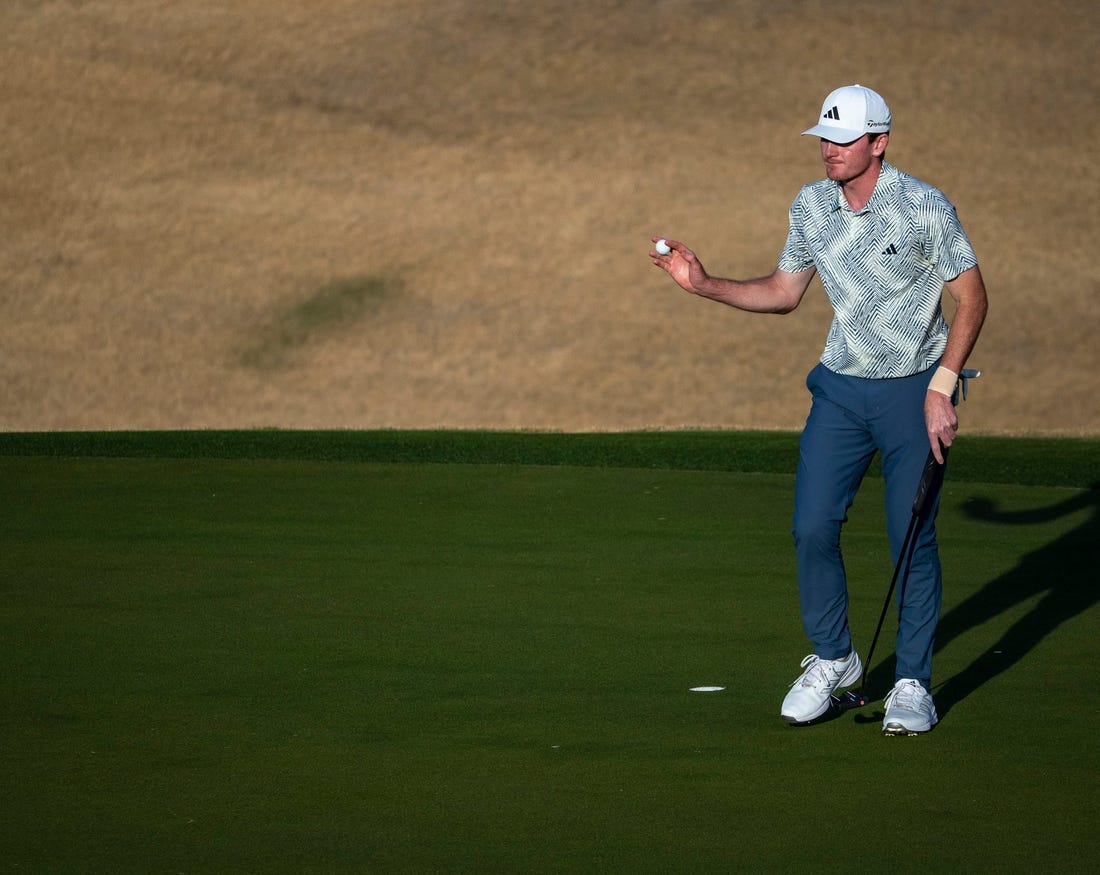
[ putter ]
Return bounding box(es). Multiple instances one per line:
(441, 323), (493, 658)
(830, 446), (945, 713)
(829, 368), (981, 715)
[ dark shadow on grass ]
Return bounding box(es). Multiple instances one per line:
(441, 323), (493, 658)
(928, 482), (1099, 718)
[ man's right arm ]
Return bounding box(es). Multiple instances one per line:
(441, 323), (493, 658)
(650, 237), (815, 314)
(694, 266), (815, 314)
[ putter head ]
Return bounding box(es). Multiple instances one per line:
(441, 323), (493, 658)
(954, 368), (981, 403)
(787, 689), (869, 727)
(830, 689), (868, 711)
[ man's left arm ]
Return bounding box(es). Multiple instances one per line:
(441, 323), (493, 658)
(925, 265), (990, 462)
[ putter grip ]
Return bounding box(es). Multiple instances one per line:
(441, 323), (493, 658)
(911, 444), (948, 516)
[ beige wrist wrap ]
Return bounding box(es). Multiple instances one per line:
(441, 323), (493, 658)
(928, 366), (958, 397)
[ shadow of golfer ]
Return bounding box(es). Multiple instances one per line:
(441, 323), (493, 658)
(929, 482), (1099, 718)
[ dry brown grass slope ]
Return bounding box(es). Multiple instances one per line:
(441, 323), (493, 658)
(2, 0), (1097, 433)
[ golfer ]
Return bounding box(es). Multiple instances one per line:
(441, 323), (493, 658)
(651, 84), (988, 734)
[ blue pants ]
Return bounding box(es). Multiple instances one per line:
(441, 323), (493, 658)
(792, 363), (944, 689)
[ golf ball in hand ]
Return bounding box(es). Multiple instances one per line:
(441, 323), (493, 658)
(655, 239), (671, 255)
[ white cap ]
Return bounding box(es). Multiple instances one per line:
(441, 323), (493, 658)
(802, 84), (891, 143)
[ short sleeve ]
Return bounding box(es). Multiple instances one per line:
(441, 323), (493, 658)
(777, 191), (816, 274)
(920, 189), (978, 282)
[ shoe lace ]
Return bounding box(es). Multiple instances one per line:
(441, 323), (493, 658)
(885, 680), (928, 713)
(794, 654), (842, 691)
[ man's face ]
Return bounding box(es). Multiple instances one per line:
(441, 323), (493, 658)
(819, 133), (889, 184)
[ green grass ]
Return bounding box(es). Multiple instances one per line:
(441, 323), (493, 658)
(2, 429), (1098, 486)
(1, 432), (1097, 872)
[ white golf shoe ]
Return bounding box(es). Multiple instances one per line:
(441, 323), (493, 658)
(781, 651), (862, 724)
(882, 678), (938, 735)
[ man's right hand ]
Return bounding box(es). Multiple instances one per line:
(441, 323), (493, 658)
(650, 237), (709, 294)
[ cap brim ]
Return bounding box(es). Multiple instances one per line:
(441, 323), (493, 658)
(801, 123), (867, 143)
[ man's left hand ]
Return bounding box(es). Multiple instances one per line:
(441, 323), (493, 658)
(924, 390), (958, 464)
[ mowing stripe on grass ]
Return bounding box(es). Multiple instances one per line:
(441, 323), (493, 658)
(1, 430), (1097, 487)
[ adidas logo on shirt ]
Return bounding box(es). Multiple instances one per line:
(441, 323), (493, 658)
(883, 244), (899, 256)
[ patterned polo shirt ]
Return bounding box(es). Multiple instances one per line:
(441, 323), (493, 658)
(778, 161), (978, 379)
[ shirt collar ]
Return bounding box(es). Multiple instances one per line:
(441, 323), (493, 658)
(832, 160), (899, 214)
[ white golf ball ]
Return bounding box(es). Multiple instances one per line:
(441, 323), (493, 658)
(655, 239), (671, 255)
